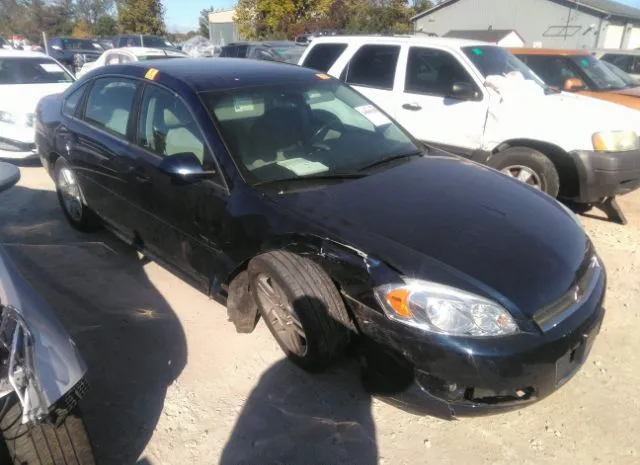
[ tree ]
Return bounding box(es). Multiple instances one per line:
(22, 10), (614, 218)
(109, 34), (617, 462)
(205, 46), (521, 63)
(411, 0), (433, 16)
(118, 0), (165, 35)
(72, 19), (92, 37)
(199, 6), (213, 37)
(93, 15), (117, 36)
(76, 0), (116, 25)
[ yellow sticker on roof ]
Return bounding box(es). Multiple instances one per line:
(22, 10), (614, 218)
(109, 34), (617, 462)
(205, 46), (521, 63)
(145, 68), (159, 80)
(315, 73), (331, 80)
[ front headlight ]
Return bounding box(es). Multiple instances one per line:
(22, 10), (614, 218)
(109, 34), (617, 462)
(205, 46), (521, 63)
(592, 130), (638, 152)
(0, 110), (17, 125)
(374, 280), (519, 337)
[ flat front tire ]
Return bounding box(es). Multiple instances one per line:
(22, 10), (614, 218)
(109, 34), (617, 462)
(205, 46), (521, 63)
(490, 147), (560, 198)
(248, 251), (351, 372)
(54, 159), (100, 232)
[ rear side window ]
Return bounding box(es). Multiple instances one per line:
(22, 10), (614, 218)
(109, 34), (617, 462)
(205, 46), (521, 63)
(62, 83), (88, 117)
(220, 46), (235, 57)
(302, 43), (347, 71)
(85, 77), (138, 138)
(343, 45), (400, 90)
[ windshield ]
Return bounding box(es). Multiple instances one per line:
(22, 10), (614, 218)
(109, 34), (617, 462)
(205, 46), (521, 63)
(569, 55), (628, 90)
(601, 60), (639, 87)
(62, 38), (102, 50)
(202, 80), (418, 185)
(462, 46), (546, 87)
(142, 36), (174, 48)
(0, 58), (74, 84)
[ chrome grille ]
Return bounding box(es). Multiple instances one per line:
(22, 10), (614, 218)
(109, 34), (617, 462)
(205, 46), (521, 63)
(533, 255), (602, 331)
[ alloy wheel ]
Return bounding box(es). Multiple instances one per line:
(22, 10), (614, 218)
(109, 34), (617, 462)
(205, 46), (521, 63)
(57, 167), (83, 222)
(501, 165), (542, 190)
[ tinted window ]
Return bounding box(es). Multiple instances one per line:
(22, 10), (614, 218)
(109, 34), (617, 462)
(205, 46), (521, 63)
(202, 80), (417, 185)
(602, 54), (632, 72)
(142, 36), (173, 48)
(236, 45), (248, 58)
(405, 47), (477, 97)
(62, 38), (102, 50)
(62, 84), (87, 117)
(137, 85), (207, 164)
(0, 57), (73, 84)
(302, 43), (347, 71)
(219, 46), (235, 57)
(568, 55), (627, 90)
(85, 78), (138, 137)
(519, 55), (579, 88)
(344, 45), (400, 90)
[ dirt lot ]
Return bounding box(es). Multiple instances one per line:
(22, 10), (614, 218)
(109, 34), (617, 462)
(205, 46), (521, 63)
(1, 165), (639, 465)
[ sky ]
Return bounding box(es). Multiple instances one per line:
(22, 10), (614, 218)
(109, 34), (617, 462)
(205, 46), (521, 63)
(163, 0), (640, 33)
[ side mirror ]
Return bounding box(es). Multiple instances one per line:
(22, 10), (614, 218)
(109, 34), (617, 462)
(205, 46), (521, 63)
(0, 162), (20, 193)
(563, 77), (586, 92)
(450, 81), (477, 100)
(158, 152), (215, 180)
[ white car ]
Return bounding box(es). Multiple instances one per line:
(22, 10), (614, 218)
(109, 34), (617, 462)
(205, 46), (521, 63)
(298, 36), (640, 213)
(76, 47), (187, 78)
(0, 50), (74, 160)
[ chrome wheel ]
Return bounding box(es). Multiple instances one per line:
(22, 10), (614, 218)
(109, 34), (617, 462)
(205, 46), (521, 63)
(57, 167), (83, 222)
(501, 165), (542, 190)
(254, 273), (307, 356)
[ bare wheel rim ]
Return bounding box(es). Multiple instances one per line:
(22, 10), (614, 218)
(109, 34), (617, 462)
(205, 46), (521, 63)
(255, 273), (308, 357)
(500, 165), (543, 190)
(57, 167), (83, 222)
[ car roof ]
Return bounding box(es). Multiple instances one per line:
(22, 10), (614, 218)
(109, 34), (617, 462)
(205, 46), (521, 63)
(0, 50), (51, 59)
(118, 58), (321, 92)
(308, 35), (489, 49)
(510, 48), (591, 56)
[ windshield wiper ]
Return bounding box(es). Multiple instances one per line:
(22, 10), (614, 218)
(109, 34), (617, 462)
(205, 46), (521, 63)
(357, 150), (423, 172)
(253, 172), (367, 187)
(544, 86), (562, 95)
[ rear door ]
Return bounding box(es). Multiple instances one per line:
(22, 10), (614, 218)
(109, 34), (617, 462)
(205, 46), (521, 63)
(69, 76), (141, 237)
(126, 83), (227, 290)
(392, 46), (488, 150)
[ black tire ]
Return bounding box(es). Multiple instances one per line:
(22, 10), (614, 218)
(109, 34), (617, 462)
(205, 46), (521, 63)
(489, 147), (560, 198)
(54, 159), (101, 232)
(248, 251), (351, 372)
(0, 394), (95, 465)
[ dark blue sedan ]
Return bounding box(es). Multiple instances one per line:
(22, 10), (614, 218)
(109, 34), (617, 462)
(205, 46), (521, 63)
(35, 58), (605, 416)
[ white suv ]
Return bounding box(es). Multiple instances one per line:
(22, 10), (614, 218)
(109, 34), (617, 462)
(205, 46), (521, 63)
(298, 36), (640, 218)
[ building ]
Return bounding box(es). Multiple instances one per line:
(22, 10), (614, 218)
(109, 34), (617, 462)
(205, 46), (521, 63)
(442, 29), (525, 47)
(209, 9), (240, 46)
(411, 0), (640, 49)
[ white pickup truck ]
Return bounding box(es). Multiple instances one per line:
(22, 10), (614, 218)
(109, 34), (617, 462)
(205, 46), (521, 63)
(298, 36), (640, 222)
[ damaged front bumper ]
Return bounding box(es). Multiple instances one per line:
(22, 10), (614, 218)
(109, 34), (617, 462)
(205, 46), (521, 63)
(0, 248), (87, 424)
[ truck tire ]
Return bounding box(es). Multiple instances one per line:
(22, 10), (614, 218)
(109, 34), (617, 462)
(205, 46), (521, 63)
(490, 147), (560, 198)
(54, 158), (101, 232)
(248, 251), (351, 372)
(0, 394), (96, 465)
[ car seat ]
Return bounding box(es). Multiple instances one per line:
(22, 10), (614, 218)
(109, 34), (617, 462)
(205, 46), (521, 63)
(163, 103), (205, 163)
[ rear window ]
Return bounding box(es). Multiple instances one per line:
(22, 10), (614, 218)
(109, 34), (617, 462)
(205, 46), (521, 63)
(62, 38), (102, 50)
(302, 43), (347, 71)
(0, 58), (74, 85)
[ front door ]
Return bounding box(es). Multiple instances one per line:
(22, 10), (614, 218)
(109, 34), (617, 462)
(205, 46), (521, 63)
(127, 83), (227, 291)
(393, 46), (489, 151)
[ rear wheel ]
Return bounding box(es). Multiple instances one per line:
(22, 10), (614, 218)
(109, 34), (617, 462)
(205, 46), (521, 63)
(0, 394), (95, 465)
(54, 159), (100, 232)
(248, 251), (351, 372)
(490, 147), (560, 197)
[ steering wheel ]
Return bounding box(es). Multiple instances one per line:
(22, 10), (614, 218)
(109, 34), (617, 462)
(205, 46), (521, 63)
(311, 119), (345, 144)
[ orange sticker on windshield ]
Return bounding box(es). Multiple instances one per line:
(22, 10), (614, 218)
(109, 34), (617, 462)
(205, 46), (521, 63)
(145, 68), (159, 80)
(315, 73), (331, 80)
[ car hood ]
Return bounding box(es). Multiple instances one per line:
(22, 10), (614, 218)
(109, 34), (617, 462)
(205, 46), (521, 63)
(0, 83), (71, 114)
(578, 88), (640, 110)
(270, 156), (590, 318)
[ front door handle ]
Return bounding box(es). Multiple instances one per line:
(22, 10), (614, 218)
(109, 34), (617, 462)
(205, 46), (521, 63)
(402, 102), (422, 111)
(125, 165), (150, 183)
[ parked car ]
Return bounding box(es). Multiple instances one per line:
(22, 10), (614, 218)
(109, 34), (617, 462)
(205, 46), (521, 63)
(114, 34), (178, 51)
(76, 46), (187, 78)
(219, 41), (303, 63)
(0, 161), (95, 463)
(601, 59), (640, 87)
(298, 36), (640, 223)
(595, 49), (640, 82)
(36, 58), (605, 416)
(0, 50), (74, 160)
(46, 37), (103, 74)
(513, 48), (640, 111)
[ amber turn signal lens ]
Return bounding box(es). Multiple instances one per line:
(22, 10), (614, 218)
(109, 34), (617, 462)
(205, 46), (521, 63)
(386, 288), (412, 318)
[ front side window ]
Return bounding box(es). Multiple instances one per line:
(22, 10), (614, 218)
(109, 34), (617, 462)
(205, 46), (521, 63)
(405, 47), (478, 97)
(302, 43), (347, 72)
(0, 58), (74, 85)
(463, 46), (545, 87)
(202, 80), (418, 185)
(518, 55), (579, 88)
(137, 85), (207, 164)
(85, 77), (138, 137)
(343, 45), (401, 90)
(569, 55), (628, 90)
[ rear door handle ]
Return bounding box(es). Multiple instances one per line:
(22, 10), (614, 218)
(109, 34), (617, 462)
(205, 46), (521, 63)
(402, 103), (422, 111)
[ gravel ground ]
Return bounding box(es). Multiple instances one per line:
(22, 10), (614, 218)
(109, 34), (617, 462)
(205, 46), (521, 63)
(1, 165), (639, 465)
